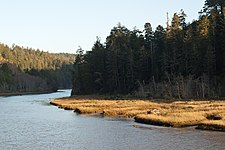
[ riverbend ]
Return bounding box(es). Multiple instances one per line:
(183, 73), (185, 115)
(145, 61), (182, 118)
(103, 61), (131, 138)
(1, 90), (225, 150)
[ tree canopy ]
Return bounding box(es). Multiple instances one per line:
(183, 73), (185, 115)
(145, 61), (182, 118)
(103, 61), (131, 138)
(0, 43), (75, 93)
(71, 1), (225, 99)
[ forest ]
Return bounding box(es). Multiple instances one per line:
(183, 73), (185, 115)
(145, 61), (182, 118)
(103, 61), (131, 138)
(71, 0), (225, 99)
(0, 43), (75, 94)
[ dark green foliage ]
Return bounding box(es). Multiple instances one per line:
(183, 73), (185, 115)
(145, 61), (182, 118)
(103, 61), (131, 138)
(69, 0), (225, 98)
(0, 63), (13, 86)
(0, 43), (75, 93)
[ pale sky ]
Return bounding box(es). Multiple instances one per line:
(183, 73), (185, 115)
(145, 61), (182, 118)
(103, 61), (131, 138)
(0, 0), (205, 54)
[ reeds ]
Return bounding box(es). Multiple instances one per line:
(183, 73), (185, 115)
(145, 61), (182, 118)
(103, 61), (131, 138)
(51, 97), (225, 131)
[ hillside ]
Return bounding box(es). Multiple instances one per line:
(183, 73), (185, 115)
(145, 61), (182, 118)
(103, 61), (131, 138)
(0, 43), (75, 94)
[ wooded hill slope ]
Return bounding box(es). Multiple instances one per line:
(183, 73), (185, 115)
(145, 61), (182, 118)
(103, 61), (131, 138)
(0, 43), (75, 94)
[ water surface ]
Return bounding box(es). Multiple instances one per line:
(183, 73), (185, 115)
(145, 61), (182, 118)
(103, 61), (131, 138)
(0, 90), (225, 150)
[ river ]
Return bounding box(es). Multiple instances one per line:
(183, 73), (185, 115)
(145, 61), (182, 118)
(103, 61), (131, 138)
(0, 90), (225, 150)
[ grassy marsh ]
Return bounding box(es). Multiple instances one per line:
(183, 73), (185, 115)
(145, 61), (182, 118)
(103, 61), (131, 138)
(51, 97), (225, 131)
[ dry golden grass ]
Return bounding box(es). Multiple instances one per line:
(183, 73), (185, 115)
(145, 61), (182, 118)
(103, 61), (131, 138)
(51, 97), (225, 131)
(51, 98), (159, 117)
(135, 112), (206, 127)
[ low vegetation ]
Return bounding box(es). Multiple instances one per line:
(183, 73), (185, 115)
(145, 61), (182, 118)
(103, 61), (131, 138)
(51, 97), (225, 131)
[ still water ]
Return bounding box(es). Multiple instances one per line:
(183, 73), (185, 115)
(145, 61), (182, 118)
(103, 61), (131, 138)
(0, 90), (225, 150)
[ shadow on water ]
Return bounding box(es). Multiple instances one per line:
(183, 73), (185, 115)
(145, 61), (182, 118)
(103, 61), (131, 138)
(40, 101), (53, 106)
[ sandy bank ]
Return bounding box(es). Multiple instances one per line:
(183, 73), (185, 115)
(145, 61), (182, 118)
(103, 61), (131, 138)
(51, 97), (225, 132)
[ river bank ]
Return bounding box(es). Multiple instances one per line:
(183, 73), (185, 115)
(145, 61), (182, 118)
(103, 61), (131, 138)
(51, 96), (225, 132)
(0, 90), (57, 97)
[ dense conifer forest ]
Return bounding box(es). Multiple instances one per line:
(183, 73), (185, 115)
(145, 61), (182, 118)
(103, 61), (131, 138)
(72, 0), (225, 99)
(0, 43), (75, 93)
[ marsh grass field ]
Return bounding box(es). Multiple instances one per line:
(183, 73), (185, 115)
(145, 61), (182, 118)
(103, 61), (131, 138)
(51, 96), (225, 131)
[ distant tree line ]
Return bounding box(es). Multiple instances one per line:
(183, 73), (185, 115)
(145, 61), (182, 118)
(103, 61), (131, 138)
(0, 43), (75, 93)
(72, 0), (225, 99)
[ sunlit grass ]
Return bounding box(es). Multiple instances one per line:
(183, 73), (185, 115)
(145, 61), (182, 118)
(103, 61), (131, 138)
(51, 97), (225, 131)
